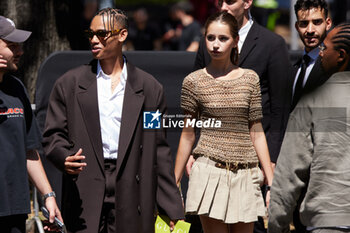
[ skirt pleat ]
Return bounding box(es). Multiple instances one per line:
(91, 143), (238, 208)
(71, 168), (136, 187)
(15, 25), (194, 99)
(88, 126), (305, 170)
(209, 169), (230, 220)
(185, 156), (266, 224)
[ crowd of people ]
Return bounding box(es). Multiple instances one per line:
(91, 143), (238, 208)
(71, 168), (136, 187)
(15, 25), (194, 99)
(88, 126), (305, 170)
(125, 2), (202, 52)
(1, 0), (350, 233)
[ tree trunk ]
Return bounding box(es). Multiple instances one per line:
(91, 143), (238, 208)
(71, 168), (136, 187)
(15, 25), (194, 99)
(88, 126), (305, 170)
(0, 0), (71, 102)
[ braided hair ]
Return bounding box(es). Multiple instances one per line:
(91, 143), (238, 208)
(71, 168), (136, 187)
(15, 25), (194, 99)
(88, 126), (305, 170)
(95, 8), (128, 31)
(332, 23), (350, 70)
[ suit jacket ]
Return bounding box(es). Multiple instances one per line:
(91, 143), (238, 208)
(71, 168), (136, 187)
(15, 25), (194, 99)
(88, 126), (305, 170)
(288, 55), (330, 112)
(42, 60), (184, 233)
(194, 21), (291, 163)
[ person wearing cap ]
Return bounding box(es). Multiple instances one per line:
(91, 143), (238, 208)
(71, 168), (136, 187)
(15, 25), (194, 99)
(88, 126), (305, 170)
(0, 16), (63, 233)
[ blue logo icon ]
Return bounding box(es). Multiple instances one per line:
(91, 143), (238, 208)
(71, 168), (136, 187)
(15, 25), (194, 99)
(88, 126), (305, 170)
(143, 110), (162, 129)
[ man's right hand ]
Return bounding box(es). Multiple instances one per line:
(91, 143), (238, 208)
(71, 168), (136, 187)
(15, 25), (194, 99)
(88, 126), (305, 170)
(64, 148), (87, 175)
(185, 155), (195, 177)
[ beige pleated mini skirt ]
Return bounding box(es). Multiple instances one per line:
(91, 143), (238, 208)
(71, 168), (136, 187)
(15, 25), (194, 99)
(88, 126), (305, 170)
(185, 156), (266, 224)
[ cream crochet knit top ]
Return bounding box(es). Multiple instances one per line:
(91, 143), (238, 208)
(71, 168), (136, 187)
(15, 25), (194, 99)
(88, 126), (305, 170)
(181, 68), (262, 163)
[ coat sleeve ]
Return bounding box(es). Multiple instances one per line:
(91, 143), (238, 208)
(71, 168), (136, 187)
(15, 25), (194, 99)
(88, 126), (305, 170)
(155, 85), (185, 220)
(42, 79), (75, 172)
(268, 106), (313, 233)
(266, 36), (293, 163)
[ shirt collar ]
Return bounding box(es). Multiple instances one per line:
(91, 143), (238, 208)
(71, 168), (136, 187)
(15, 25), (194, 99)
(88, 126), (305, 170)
(304, 46), (320, 61)
(96, 57), (128, 87)
(239, 11), (254, 39)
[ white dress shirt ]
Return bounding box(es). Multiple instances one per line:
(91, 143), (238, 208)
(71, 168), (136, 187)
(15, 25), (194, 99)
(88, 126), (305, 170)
(238, 11), (254, 53)
(292, 47), (320, 96)
(96, 58), (127, 160)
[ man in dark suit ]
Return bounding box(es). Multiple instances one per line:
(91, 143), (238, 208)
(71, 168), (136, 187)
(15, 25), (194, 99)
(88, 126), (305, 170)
(286, 1), (332, 232)
(42, 8), (184, 233)
(191, 1), (291, 232)
(289, 0), (332, 112)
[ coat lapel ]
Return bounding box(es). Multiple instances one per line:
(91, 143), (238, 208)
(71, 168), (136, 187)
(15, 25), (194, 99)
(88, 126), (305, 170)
(304, 56), (328, 92)
(76, 60), (105, 173)
(239, 22), (258, 66)
(289, 58), (301, 92)
(292, 58), (301, 79)
(116, 63), (144, 176)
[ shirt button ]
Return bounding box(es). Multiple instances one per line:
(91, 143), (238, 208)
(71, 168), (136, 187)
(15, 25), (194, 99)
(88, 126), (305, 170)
(135, 174), (140, 183)
(137, 205), (141, 214)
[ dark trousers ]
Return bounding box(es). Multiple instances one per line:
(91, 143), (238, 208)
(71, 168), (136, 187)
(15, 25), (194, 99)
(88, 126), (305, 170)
(0, 214), (27, 233)
(253, 185), (267, 233)
(99, 159), (117, 233)
(293, 191), (307, 233)
(186, 215), (203, 233)
(293, 208), (306, 233)
(254, 217), (267, 233)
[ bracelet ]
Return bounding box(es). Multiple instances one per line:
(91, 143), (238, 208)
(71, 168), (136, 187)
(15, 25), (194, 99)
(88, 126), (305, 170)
(42, 191), (56, 201)
(265, 185), (271, 191)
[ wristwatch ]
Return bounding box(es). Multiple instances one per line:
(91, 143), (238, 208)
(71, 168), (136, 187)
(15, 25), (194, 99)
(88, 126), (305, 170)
(42, 191), (56, 201)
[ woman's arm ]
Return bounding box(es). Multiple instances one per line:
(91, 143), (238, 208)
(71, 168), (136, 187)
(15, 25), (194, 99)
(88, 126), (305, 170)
(249, 120), (274, 185)
(249, 120), (274, 206)
(174, 118), (196, 186)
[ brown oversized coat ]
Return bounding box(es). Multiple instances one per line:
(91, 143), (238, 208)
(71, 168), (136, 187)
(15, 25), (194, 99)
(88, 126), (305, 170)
(42, 59), (184, 233)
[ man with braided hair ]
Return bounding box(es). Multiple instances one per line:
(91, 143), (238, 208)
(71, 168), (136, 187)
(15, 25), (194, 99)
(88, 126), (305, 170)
(43, 8), (184, 233)
(268, 23), (350, 233)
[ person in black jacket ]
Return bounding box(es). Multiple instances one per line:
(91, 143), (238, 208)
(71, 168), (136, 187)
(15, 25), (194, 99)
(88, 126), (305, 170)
(0, 15), (62, 233)
(288, 0), (332, 112)
(285, 1), (332, 232)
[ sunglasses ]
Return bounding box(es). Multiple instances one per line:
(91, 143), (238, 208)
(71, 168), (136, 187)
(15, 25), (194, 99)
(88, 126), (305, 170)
(84, 29), (122, 40)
